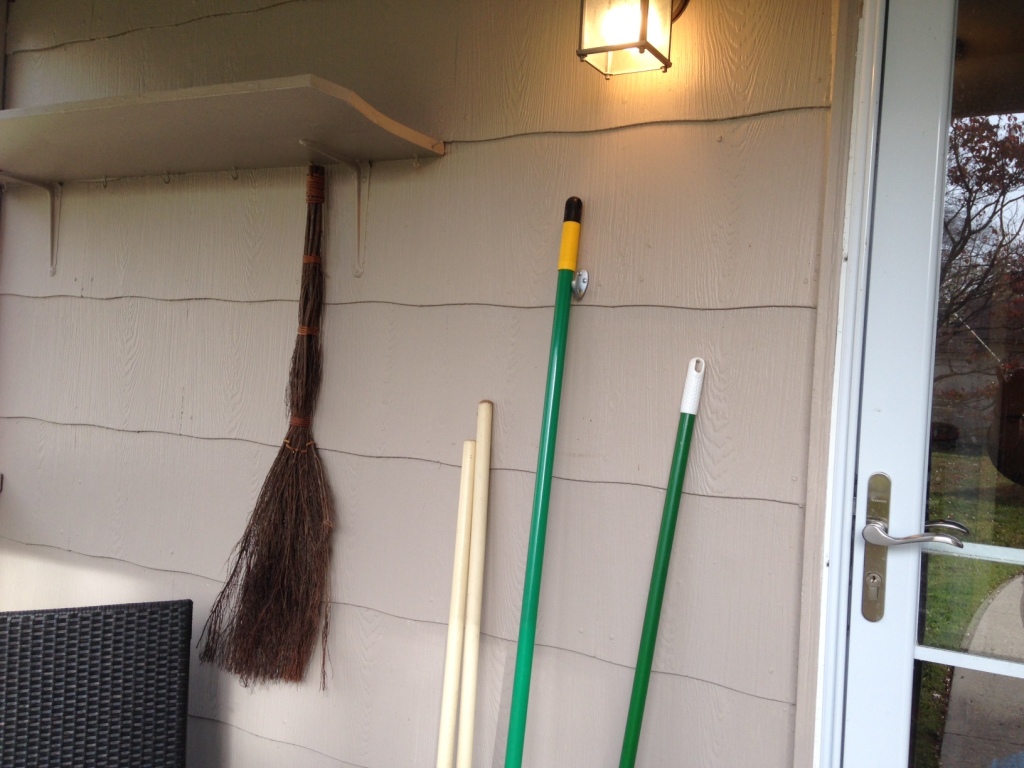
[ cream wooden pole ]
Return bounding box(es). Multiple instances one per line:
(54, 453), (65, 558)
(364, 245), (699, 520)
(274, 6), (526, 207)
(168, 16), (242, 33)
(436, 440), (476, 768)
(455, 402), (493, 768)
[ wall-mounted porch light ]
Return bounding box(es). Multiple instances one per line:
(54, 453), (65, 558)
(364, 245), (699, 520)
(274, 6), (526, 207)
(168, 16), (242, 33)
(577, 0), (689, 77)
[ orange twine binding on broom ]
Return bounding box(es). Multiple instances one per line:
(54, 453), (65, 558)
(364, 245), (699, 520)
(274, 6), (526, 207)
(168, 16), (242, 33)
(306, 172), (325, 204)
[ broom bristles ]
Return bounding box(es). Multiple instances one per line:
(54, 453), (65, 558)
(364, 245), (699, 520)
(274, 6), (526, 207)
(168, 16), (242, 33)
(201, 427), (333, 685)
(201, 165), (334, 687)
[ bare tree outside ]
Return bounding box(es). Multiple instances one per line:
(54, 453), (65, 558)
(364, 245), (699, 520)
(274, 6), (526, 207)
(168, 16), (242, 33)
(932, 114), (1024, 456)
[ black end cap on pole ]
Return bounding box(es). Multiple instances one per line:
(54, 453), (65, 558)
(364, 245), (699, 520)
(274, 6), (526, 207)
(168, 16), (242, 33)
(563, 197), (583, 223)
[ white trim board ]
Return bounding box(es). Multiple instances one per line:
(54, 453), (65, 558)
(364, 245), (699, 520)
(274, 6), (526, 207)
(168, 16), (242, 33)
(816, 0), (889, 764)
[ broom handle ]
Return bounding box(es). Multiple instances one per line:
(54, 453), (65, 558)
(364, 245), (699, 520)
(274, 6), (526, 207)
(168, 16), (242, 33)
(505, 197), (582, 768)
(436, 441), (477, 768)
(619, 358), (705, 768)
(455, 401), (494, 768)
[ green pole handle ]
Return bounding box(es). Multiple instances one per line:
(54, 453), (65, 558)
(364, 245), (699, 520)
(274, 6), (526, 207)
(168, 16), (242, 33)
(505, 197), (583, 768)
(620, 357), (705, 768)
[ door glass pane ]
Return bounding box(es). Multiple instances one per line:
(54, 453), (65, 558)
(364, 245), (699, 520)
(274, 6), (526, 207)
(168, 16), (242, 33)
(916, 0), (1024, 764)
(918, 553), (1024, 662)
(911, 661), (1024, 768)
(927, 450), (1024, 550)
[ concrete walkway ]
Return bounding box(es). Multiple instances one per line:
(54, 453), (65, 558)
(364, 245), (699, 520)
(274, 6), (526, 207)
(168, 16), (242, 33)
(940, 574), (1024, 767)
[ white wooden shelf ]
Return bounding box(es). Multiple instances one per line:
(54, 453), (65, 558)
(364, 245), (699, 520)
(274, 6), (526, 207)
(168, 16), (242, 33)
(0, 74), (445, 184)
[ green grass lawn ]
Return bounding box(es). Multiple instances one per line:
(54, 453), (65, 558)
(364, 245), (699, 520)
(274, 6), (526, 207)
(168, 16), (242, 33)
(927, 449), (1024, 549)
(911, 449), (1024, 767)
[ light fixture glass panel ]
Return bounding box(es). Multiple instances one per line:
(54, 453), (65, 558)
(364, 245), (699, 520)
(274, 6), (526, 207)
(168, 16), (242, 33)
(579, 0), (673, 76)
(590, 48), (659, 76)
(643, 0), (672, 55)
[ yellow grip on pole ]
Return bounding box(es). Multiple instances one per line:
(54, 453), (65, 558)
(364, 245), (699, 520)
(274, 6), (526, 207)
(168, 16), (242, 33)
(558, 197), (583, 271)
(558, 222), (580, 272)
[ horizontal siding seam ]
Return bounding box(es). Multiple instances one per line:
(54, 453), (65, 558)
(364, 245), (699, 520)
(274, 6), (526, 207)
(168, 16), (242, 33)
(529, 637), (797, 706)
(0, 533), (224, 585)
(6, 0), (305, 54)
(448, 105), (830, 145)
(341, 301), (818, 312)
(0, 415), (805, 507)
(0, 292), (817, 312)
(1, 534), (795, 705)
(0, 292), (297, 305)
(188, 714), (364, 768)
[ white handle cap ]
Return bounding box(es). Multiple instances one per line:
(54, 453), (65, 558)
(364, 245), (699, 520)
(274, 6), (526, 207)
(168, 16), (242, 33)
(680, 358), (705, 415)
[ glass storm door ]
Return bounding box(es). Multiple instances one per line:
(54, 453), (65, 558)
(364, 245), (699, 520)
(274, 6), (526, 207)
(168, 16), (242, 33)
(843, 0), (1024, 765)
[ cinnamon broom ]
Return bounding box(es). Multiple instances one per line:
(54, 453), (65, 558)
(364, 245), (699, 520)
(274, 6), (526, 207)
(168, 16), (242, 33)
(200, 165), (335, 686)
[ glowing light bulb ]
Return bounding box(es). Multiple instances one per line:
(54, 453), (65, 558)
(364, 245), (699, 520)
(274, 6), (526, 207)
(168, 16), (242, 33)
(600, 3), (641, 46)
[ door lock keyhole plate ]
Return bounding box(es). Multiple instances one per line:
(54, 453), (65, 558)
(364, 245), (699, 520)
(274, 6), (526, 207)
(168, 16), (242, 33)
(862, 473), (891, 622)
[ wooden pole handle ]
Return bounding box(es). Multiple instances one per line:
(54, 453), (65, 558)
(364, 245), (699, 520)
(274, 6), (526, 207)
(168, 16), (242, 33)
(456, 401), (494, 768)
(436, 440), (476, 768)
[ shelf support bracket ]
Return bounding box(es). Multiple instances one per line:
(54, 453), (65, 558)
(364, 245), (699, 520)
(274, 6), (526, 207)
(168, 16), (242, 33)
(49, 182), (63, 276)
(1, 172), (63, 276)
(298, 139), (370, 278)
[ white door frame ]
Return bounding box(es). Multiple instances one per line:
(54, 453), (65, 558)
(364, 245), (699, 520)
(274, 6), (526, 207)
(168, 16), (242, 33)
(814, 0), (888, 762)
(842, 0), (959, 755)
(816, 0), (954, 763)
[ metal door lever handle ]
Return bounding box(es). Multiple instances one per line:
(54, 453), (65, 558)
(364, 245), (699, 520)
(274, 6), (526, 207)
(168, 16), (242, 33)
(862, 518), (963, 548)
(924, 519), (970, 535)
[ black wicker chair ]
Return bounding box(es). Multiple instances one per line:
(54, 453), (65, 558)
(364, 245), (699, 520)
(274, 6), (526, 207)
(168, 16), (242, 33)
(0, 599), (192, 768)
